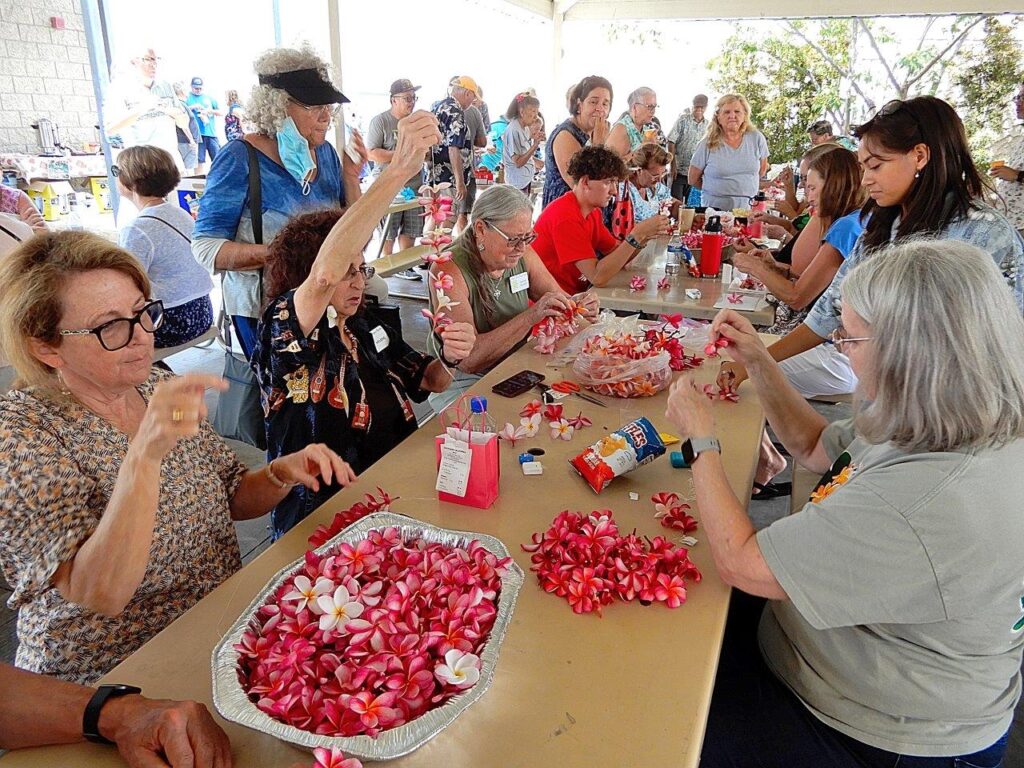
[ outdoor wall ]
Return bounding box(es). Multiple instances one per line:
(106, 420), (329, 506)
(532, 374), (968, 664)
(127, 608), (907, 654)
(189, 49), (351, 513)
(0, 0), (97, 154)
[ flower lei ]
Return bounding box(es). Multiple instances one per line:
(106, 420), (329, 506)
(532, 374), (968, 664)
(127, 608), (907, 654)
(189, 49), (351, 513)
(531, 298), (588, 354)
(236, 494), (513, 739)
(522, 511), (702, 614)
(418, 184), (458, 330)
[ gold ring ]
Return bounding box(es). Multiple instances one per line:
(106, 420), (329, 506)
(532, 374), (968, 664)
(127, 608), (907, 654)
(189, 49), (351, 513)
(171, 408), (185, 423)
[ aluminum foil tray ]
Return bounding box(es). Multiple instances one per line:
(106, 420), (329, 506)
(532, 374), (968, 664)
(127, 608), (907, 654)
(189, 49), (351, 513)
(212, 511), (524, 760)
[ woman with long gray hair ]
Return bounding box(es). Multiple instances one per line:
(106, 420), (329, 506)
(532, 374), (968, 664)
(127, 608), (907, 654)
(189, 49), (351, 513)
(427, 184), (600, 411)
(666, 239), (1024, 767)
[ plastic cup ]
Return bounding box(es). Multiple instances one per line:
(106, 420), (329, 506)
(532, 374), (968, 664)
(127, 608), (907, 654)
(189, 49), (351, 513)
(678, 207), (696, 231)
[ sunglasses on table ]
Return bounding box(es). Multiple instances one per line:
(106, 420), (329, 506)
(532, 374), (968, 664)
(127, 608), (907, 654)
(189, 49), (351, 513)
(59, 300), (164, 351)
(486, 221), (537, 249)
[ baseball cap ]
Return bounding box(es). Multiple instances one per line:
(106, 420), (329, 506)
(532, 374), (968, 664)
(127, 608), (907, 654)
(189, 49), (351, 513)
(191, 77), (203, 88)
(693, 94), (708, 107)
(390, 79), (421, 96)
(452, 76), (479, 96)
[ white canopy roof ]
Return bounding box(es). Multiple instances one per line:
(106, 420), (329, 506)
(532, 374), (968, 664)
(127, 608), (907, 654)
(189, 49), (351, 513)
(503, 0), (1020, 20)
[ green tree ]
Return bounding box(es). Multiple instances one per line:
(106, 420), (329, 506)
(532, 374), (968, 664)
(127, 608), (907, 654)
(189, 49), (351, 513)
(953, 17), (1024, 161)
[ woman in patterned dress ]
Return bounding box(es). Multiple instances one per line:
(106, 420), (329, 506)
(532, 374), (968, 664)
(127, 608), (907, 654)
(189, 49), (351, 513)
(0, 230), (354, 684)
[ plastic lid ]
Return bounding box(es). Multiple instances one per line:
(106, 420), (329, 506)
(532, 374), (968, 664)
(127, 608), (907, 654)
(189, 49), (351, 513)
(704, 215), (722, 232)
(470, 396), (488, 413)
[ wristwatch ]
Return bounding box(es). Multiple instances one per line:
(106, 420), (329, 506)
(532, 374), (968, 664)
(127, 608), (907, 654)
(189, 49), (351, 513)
(83, 683), (142, 744)
(680, 436), (722, 465)
(625, 235), (643, 250)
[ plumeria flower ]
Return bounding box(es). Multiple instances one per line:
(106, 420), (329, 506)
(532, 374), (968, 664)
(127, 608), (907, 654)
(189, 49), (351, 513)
(660, 313), (683, 329)
(421, 307), (452, 328)
(653, 573), (688, 608)
(423, 250), (453, 265)
(316, 585), (364, 634)
(550, 418), (574, 440)
(651, 491), (681, 517)
(498, 422), (528, 444)
(348, 691), (399, 731)
(567, 411), (592, 430)
(629, 274), (648, 292)
(519, 399), (542, 418)
(520, 415), (541, 437)
(727, 292), (744, 305)
(703, 338), (730, 357)
(434, 289), (460, 313)
(542, 403), (563, 422)
(432, 273), (455, 292)
(283, 575), (335, 614)
(434, 649), (481, 689)
(313, 747), (363, 768)
(656, 276), (671, 291)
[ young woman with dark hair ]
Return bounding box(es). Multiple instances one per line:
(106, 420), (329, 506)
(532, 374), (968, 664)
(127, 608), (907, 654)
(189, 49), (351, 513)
(533, 145), (669, 292)
(541, 75), (614, 208)
(719, 96), (1024, 401)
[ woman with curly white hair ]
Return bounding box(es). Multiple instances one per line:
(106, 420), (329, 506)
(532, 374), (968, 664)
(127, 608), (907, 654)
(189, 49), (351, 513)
(192, 44), (370, 360)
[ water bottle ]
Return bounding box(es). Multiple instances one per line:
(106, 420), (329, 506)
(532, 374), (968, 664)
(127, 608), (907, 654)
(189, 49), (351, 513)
(469, 396), (496, 434)
(700, 215), (725, 278)
(665, 233), (684, 276)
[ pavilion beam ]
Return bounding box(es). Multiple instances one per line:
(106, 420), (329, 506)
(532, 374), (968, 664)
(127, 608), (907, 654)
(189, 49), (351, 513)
(562, 0), (1021, 20)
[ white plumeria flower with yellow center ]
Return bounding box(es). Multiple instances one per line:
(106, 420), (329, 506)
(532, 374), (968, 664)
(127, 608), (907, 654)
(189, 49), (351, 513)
(434, 649), (481, 689)
(316, 584), (364, 633)
(284, 575), (335, 614)
(520, 414), (541, 437)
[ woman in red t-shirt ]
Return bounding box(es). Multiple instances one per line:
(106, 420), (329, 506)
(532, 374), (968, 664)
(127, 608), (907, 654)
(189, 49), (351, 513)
(532, 145), (669, 293)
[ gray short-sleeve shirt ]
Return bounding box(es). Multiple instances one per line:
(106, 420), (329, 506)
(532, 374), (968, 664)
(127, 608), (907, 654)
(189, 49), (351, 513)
(756, 418), (1024, 755)
(366, 110), (422, 190)
(689, 130), (768, 209)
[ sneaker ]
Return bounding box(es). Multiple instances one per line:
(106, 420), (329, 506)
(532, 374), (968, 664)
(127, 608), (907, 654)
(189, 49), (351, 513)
(393, 268), (422, 281)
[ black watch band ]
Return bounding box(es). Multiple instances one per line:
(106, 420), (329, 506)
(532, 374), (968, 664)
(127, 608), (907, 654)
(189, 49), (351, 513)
(625, 235), (643, 249)
(1017, 170), (1024, 184)
(83, 684), (141, 744)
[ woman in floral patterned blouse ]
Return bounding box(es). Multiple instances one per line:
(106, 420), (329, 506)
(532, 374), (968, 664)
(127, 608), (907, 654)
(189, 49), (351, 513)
(0, 230), (354, 684)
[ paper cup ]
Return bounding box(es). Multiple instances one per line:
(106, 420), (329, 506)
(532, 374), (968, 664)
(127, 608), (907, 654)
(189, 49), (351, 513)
(678, 207), (696, 231)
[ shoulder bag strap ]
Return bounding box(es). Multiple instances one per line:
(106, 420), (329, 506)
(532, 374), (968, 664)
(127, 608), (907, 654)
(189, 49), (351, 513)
(136, 213), (190, 242)
(240, 138), (265, 313)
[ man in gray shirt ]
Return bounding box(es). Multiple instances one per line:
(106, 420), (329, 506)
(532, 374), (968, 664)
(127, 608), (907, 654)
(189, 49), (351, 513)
(457, 81), (488, 233)
(667, 94), (708, 203)
(367, 78), (425, 276)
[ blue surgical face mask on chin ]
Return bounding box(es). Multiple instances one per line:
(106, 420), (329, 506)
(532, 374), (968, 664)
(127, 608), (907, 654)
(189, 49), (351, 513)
(278, 116), (317, 194)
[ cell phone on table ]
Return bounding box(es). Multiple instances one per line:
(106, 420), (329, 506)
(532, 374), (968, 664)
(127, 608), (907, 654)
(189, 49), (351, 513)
(491, 370), (545, 398)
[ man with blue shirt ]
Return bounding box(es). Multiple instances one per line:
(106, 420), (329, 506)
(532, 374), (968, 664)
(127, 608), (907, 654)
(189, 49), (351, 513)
(186, 77), (223, 173)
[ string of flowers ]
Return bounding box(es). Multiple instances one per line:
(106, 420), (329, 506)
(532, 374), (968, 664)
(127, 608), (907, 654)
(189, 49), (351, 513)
(235, 524), (512, 738)
(531, 298), (588, 354)
(418, 184), (458, 329)
(308, 489), (396, 549)
(522, 510), (702, 615)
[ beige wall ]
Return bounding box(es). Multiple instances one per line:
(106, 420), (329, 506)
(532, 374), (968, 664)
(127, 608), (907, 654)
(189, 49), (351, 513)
(0, 0), (98, 154)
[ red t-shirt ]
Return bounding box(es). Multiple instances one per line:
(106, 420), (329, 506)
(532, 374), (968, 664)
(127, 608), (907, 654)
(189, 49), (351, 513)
(533, 191), (619, 293)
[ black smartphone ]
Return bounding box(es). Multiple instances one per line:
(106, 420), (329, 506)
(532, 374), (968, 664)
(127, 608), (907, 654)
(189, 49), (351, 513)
(491, 370), (545, 398)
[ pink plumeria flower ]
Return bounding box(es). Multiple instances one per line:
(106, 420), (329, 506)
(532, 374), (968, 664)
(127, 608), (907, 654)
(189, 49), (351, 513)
(567, 411), (592, 429)
(313, 747), (363, 768)
(656, 276), (671, 291)
(727, 292), (744, 304)
(316, 585), (364, 634)
(629, 274), (647, 292)
(433, 273), (454, 292)
(660, 313), (683, 329)
(283, 575), (335, 614)
(498, 422), (528, 444)
(519, 399), (542, 418)
(550, 418), (574, 441)
(421, 307), (451, 328)
(434, 649), (481, 689)
(423, 250), (453, 265)
(542, 403), (563, 423)
(650, 491), (681, 517)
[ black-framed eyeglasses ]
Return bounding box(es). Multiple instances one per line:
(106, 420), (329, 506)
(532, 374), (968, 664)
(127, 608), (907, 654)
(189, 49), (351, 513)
(828, 327), (872, 354)
(59, 300), (164, 351)
(343, 264), (376, 281)
(288, 98), (341, 119)
(875, 99), (923, 137)
(486, 221), (537, 249)
(395, 95), (418, 104)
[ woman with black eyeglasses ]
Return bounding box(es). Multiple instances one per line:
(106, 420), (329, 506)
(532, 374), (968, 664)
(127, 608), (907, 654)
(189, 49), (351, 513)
(718, 95), (1024, 399)
(425, 184), (600, 412)
(0, 230), (354, 684)
(254, 112), (476, 537)
(622, 143), (678, 223)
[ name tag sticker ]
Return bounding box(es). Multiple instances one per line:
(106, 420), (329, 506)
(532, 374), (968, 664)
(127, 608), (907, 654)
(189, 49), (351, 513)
(510, 271), (530, 293)
(371, 326), (390, 352)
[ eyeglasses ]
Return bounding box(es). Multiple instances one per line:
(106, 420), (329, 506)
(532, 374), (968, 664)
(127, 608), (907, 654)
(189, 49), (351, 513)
(59, 300), (164, 351)
(486, 221), (537, 249)
(395, 95), (418, 104)
(639, 102), (658, 110)
(141, 56), (160, 64)
(343, 264), (376, 281)
(875, 99), (923, 137)
(288, 99), (341, 119)
(829, 327), (872, 354)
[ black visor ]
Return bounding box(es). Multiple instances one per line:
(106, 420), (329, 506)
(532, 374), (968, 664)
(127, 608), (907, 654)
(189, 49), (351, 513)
(258, 68), (349, 105)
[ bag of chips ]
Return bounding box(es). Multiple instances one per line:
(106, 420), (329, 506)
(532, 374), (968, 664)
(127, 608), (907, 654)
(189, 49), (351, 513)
(569, 417), (666, 494)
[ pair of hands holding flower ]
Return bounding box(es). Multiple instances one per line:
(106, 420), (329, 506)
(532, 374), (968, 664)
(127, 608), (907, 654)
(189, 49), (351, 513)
(531, 290), (599, 323)
(666, 310), (769, 439)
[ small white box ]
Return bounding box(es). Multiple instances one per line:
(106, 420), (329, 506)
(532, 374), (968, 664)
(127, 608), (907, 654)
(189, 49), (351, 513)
(685, 288), (702, 300)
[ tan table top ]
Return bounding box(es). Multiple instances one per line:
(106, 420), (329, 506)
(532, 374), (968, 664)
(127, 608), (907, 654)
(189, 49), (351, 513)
(1, 342), (765, 768)
(592, 243), (776, 327)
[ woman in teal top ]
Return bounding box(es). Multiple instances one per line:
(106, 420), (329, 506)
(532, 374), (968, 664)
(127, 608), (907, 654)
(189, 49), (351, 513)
(428, 184), (600, 412)
(606, 87), (666, 159)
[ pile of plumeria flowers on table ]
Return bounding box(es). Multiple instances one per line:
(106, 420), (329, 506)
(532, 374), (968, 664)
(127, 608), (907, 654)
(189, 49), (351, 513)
(522, 510), (702, 615)
(235, 490), (513, 739)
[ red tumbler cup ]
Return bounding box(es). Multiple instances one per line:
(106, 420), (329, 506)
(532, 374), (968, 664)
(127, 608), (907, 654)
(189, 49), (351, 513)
(747, 219), (764, 239)
(700, 214), (724, 278)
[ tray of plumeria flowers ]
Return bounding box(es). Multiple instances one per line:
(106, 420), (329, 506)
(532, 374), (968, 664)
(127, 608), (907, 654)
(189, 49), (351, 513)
(212, 510), (524, 761)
